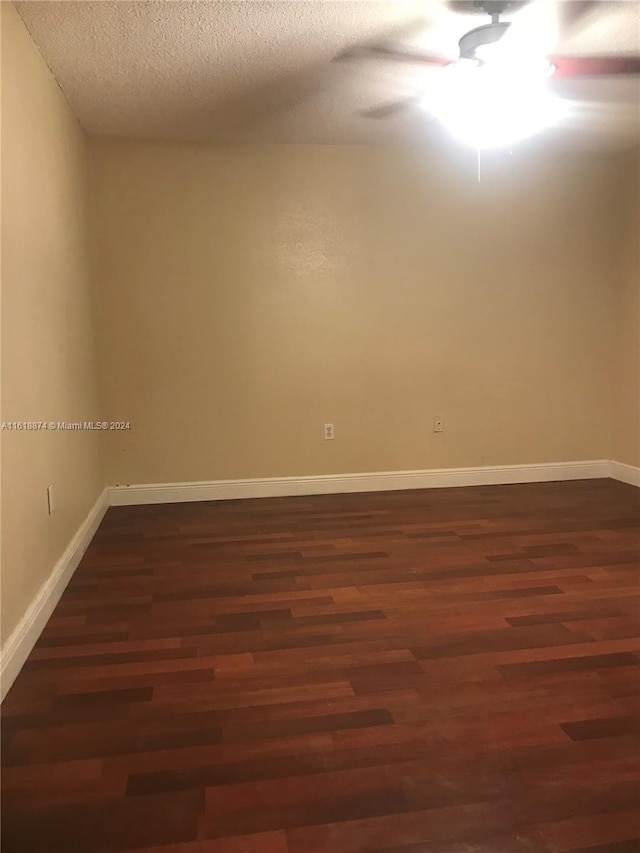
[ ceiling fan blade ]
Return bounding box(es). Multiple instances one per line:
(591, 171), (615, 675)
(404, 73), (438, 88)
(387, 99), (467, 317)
(336, 44), (451, 67)
(550, 54), (640, 78)
(559, 0), (598, 35)
(362, 97), (419, 119)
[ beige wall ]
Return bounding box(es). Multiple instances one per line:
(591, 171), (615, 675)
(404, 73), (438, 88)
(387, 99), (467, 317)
(1, 3), (103, 644)
(612, 145), (640, 467)
(91, 139), (620, 485)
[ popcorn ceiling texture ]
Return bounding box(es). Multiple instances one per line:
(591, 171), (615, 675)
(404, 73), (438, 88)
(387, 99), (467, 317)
(14, 0), (640, 147)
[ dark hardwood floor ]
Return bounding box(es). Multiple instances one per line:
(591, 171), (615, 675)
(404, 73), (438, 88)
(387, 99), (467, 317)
(2, 478), (640, 853)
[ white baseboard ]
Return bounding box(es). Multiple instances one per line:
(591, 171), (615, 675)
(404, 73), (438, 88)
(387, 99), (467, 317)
(609, 460), (640, 487)
(109, 460), (611, 506)
(0, 488), (109, 701)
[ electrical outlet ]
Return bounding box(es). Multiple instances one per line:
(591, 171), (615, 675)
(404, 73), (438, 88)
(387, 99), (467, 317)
(324, 423), (335, 440)
(433, 416), (444, 433)
(47, 484), (55, 514)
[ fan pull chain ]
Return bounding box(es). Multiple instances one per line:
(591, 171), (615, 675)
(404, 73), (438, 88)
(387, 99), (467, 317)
(477, 147), (482, 183)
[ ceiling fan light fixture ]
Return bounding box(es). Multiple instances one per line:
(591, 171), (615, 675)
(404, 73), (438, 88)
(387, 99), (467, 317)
(474, 41), (554, 79)
(425, 60), (565, 148)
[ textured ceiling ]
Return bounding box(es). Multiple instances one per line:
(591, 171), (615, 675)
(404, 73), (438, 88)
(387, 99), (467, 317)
(14, 0), (640, 148)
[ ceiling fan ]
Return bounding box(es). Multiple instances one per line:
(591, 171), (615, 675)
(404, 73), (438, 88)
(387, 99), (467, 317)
(337, 0), (640, 146)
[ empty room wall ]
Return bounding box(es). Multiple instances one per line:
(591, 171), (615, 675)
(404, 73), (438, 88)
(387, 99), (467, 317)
(1, 3), (103, 645)
(612, 144), (640, 468)
(91, 139), (620, 485)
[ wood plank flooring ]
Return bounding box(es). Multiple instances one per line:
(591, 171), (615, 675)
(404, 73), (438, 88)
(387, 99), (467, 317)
(2, 478), (640, 853)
